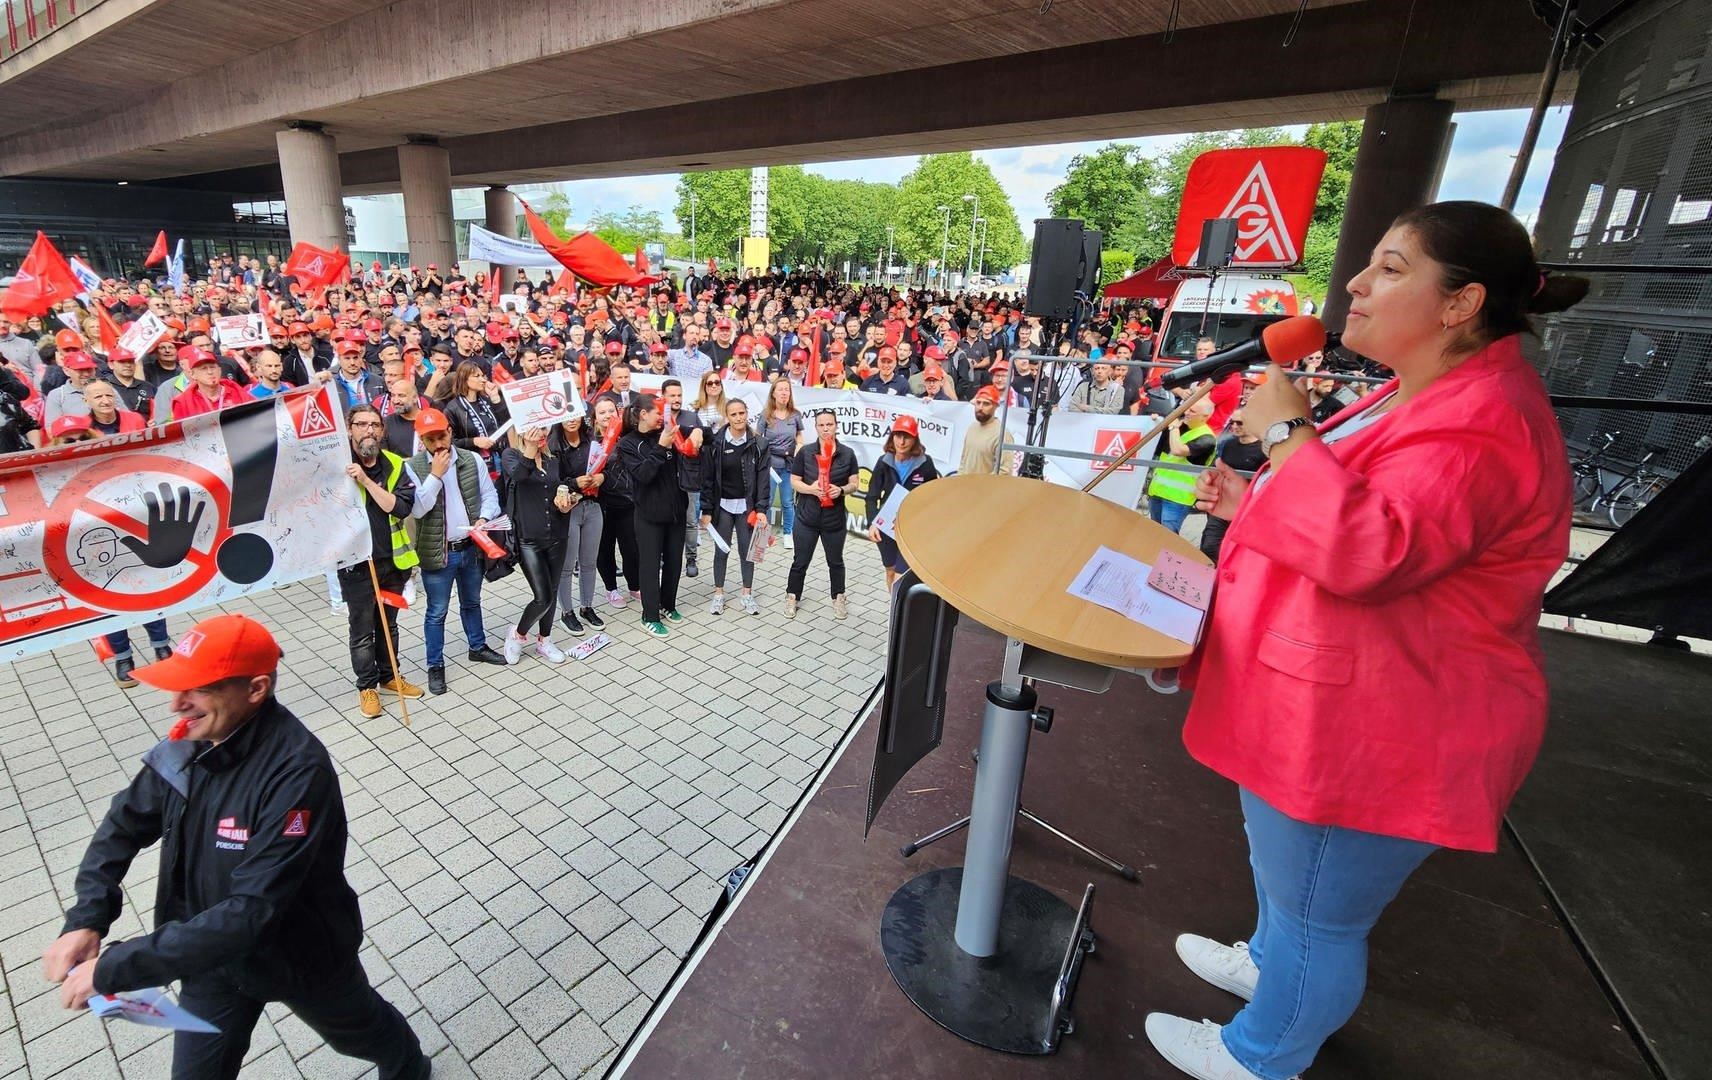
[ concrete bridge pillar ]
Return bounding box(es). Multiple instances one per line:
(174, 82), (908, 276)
(276, 125), (347, 253)
(398, 139), (458, 272)
(1321, 95), (1456, 332)
(484, 185), (519, 296)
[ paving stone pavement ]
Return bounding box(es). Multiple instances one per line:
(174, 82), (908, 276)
(0, 534), (889, 1079)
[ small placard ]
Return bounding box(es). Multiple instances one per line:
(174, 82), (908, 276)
(1147, 550), (1215, 612)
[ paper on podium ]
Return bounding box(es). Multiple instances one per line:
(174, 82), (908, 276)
(1066, 545), (1205, 645)
(88, 985), (219, 1033)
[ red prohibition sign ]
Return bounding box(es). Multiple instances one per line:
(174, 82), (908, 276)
(41, 454), (233, 613)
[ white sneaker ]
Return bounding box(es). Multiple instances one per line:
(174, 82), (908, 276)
(329, 599), (347, 616)
(1175, 935), (1258, 1001)
(533, 636), (565, 664)
(502, 632), (525, 666)
(709, 593), (725, 615)
(608, 589), (625, 609)
(1144, 1015), (1276, 1080)
(739, 594), (760, 616)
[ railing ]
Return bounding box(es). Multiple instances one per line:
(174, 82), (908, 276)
(1, 0), (101, 63)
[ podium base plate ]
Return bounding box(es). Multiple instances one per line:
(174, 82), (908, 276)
(881, 866), (1083, 1054)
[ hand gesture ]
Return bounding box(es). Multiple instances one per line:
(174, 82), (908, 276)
(119, 484), (206, 568)
(430, 447), (452, 478)
(42, 928), (99, 985)
(689, 427), (704, 449)
(473, 436), (495, 451)
(867, 524), (881, 543)
(1194, 459), (1249, 521)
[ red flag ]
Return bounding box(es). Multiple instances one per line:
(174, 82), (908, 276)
(634, 247), (650, 275)
(1171, 147), (1325, 268)
(552, 269), (577, 297)
(519, 200), (657, 289)
(0, 232), (83, 321)
(284, 242), (349, 291)
(490, 362), (514, 385)
(485, 269), (502, 308)
(144, 230), (168, 268)
(90, 637), (115, 662)
(95, 306), (122, 353)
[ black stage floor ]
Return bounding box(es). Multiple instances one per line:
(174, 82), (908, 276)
(626, 626), (1701, 1079)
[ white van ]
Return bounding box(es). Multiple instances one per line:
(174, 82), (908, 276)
(1147, 274), (1299, 382)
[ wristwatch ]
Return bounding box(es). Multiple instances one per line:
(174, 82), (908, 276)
(1261, 416), (1313, 455)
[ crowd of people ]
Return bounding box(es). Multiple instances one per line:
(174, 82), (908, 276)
(0, 254), (1371, 710)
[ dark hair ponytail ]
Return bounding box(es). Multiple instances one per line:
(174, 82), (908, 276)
(621, 393), (658, 436)
(1392, 201), (1590, 345)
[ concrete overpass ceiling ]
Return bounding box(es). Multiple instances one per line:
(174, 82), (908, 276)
(0, 0), (1364, 181)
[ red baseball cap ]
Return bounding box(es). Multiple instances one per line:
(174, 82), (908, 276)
(923, 365), (946, 381)
(54, 328), (83, 351)
(648, 341), (667, 354)
(788, 347), (807, 363)
(603, 340), (623, 355)
(59, 350), (97, 371)
(715, 317), (733, 330)
(180, 346), (220, 368)
(892, 415), (920, 438)
(288, 321), (311, 336)
(735, 343), (754, 358)
(975, 385), (1001, 403)
(923, 345), (945, 361)
(133, 614), (283, 691)
(48, 414), (93, 440)
(364, 318), (383, 333)
(414, 408), (451, 435)
(878, 346), (897, 361)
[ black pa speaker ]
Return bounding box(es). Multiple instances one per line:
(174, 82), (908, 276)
(1079, 229), (1103, 296)
(1026, 218), (1085, 319)
(1195, 218), (1239, 269)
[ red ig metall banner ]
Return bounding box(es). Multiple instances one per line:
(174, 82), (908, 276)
(1171, 147), (1327, 269)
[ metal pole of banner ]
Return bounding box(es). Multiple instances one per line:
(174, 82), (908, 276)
(365, 558), (411, 727)
(1501, 0), (1577, 212)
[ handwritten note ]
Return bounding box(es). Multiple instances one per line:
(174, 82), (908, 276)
(1066, 545), (1205, 645)
(1147, 550), (1215, 611)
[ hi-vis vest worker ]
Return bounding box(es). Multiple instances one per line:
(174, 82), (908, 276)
(359, 450), (419, 570)
(1148, 419), (1217, 506)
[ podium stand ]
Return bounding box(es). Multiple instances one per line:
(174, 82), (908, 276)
(879, 473), (1209, 1054)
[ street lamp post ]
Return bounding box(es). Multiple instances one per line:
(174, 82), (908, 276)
(885, 225), (895, 285)
(936, 205), (951, 290)
(688, 190), (698, 267)
(962, 192), (979, 290)
(977, 217), (991, 278)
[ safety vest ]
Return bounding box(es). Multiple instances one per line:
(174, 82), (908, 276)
(1146, 421), (1216, 506)
(651, 310), (677, 335)
(358, 451), (420, 570)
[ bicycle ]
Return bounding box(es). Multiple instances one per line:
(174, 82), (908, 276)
(1589, 443), (1669, 528)
(1568, 430), (1618, 508)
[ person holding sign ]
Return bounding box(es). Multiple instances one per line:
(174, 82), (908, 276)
(865, 414), (940, 591)
(784, 409), (858, 620)
(500, 426), (571, 665)
(699, 397), (769, 615)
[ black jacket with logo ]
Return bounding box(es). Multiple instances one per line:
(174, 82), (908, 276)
(63, 699), (364, 998)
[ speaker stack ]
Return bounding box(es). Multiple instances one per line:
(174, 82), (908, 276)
(1025, 218), (1100, 319)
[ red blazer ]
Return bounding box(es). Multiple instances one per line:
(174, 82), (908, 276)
(1181, 335), (1571, 852)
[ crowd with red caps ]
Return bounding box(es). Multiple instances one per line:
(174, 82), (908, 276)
(0, 255), (1371, 707)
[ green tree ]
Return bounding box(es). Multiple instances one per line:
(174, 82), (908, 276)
(533, 190), (573, 238)
(893, 152), (1026, 282)
(675, 170), (751, 267)
(1302, 120), (1362, 226)
(586, 206), (665, 254)
(1098, 248), (1136, 287)
(1047, 145), (1155, 245)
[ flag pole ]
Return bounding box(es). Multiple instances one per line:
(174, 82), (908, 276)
(365, 557), (410, 727)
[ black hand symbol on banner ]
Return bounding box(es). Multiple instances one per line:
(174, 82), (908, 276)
(120, 483), (206, 568)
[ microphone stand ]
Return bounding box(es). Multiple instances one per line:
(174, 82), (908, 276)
(1020, 289), (1093, 480)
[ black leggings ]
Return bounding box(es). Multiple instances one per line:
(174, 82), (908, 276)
(597, 504), (638, 592)
(517, 537), (567, 637)
(712, 506), (756, 589)
(787, 519), (846, 599)
(634, 515), (686, 622)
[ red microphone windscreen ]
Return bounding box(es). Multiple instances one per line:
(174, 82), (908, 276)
(1260, 315), (1327, 365)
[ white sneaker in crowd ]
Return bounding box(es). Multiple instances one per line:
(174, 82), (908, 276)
(1144, 1015), (1279, 1080)
(329, 599), (347, 616)
(1174, 935), (1258, 1001)
(709, 593), (725, 615)
(534, 636), (565, 664)
(608, 589), (625, 608)
(739, 594), (760, 616)
(503, 632), (525, 665)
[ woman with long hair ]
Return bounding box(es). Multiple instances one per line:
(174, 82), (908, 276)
(440, 360), (509, 482)
(551, 411), (606, 636)
(694, 371), (727, 431)
(1147, 202), (1584, 1080)
(760, 375), (805, 536)
(699, 397), (769, 616)
(617, 395), (689, 637)
(590, 396), (639, 608)
(864, 414), (940, 592)
(498, 426), (569, 665)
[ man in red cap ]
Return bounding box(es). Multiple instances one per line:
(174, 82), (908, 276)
(408, 408), (506, 694)
(960, 385), (1013, 476)
(44, 349), (99, 425)
(860, 346), (911, 397)
(170, 347), (248, 421)
(44, 614), (430, 1080)
(282, 321), (329, 387)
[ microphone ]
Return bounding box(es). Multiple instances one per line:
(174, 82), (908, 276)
(1158, 315), (1328, 390)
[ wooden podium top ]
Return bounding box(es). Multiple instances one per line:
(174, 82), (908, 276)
(893, 473), (1211, 670)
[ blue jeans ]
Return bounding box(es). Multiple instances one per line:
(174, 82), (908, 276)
(421, 545), (487, 668)
(107, 620), (170, 662)
(771, 463), (793, 534)
(1223, 788), (1436, 1079)
(1148, 495), (1191, 535)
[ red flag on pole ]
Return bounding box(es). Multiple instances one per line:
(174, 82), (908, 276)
(552, 269), (577, 297)
(284, 242), (349, 292)
(634, 247), (650, 275)
(144, 230), (168, 267)
(485, 269), (502, 308)
(0, 232), (84, 321)
(95, 306), (122, 353)
(518, 200), (658, 289)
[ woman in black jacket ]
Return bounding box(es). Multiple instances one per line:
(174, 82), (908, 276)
(550, 412), (606, 636)
(499, 425), (569, 665)
(617, 394), (695, 637)
(440, 361), (509, 484)
(590, 396), (638, 610)
(865, 413), (940, 591)
(698, 397), (770, 616)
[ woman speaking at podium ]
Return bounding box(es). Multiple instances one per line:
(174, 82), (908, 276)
(1144, 202), (1584, 1080)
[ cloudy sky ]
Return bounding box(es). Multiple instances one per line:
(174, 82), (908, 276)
(518, 106), (1571, 238)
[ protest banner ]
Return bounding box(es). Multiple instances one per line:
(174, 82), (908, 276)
(500, 371), (581, 431)
(117, 312), (168, 357)
(1001, 407), (1158, 509)
(0, 389), (369, 663)
(213, 314), (267, 349)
